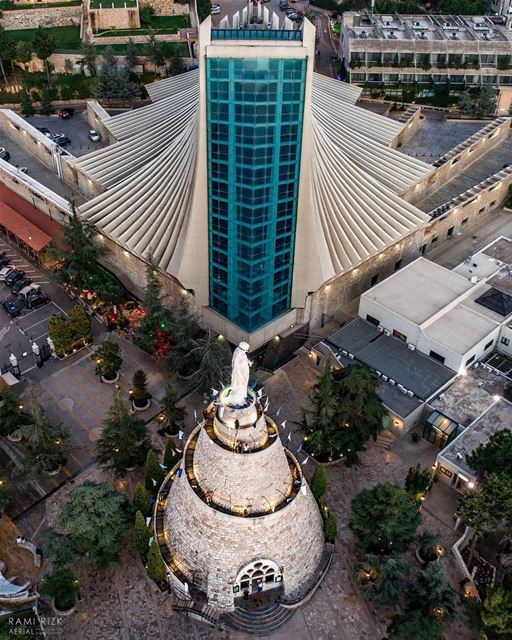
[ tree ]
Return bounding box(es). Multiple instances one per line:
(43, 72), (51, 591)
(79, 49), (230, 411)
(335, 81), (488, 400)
(33, 27), (55, 83)
(63, 58), (73, 75)
(169, 48), (185, 76)
(48, 316), (75, 356)
(146, 538), (166, 583)
(350, 483), (420, 554)
(0, 469), (13, 514)
(457, 473), (512, 540)
(92, 340), (122, 380)
(46, 482), (131, 567)
(163, 438), (180, 471)
(408, 561), (457, 619)
(146, 33), (165, 71)
(332, 365), (390, 466)
(131, 370), (152, 408)
(417, 529), (442, 563)
(68, 305), (92, 344)
(80, 38), (96, 76)
(95, 46), (137, 101)
(40, 566), (78, 610)
(96, 391), (149, 476)
(40, 84), (53, 115)
(0, 386), (31, 437)
(164, 296), (199, 375)
(387, 611), (443, 640)
(50, 207), (105, 290)
(0, 25), (15, 85)
(125, 38), (138, 73)
(144, 449), (164, 493)
(405, 464), (431, 503)
(480, 586), (512, 639)
(19, 88), (34, 117)
(137, 257), (172, 353)
(324, 512), (337, 543)
(133, 481), (152, 517)
(466, 429), (512, 480)
(301, 360), (337, 461)
(189, 329), (229, 393)
(15, 41), (32, 76)
(133, 510), (150, 557)
(12, 384), (69, 483)
(458, 89), (474, 115)
(159, 381), (185, 435)
(477, 85), (497, 118)
(139, 5), (156, 27)
(310, 465), (327, 502)
(196, 0), (211, 21)
(355, 554), (409, 605)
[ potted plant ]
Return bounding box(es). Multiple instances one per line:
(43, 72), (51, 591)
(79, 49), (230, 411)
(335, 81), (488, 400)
(158, 381), (185, 435)
(416, 529), (443, 565)
(92, 341), (123, 383)
(131, 370), (152, 411)
(40, 566), (78, 615)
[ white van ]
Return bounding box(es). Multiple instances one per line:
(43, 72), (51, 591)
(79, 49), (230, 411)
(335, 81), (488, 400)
(19, 284), (41, 300)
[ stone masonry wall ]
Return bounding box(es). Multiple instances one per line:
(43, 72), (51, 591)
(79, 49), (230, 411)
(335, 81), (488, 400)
(193, 427), (293, 513)
(165, 468), (325, 610)
(2, 6), (81, 30)
(139, 0), (189, 16)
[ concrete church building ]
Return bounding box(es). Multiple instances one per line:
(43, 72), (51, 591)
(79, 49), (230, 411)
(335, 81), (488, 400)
(76, 10), (434, 353)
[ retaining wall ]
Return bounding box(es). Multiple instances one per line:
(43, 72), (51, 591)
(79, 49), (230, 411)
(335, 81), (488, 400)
(2, 6), (81, 29)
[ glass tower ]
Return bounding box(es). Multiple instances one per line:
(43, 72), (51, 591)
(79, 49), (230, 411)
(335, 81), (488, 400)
(206, 45), (307, 332)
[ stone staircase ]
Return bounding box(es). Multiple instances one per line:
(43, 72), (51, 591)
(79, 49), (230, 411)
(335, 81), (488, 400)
(374, 430), (396, 450)
(222, 602), (296, 636)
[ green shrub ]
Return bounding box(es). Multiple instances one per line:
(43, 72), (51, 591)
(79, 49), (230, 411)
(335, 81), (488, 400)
(324, 512), (337, 542)
(133, 510), (150, 557)
(310, 465), (327, 502)
(40, 566), (78, 610)
(146, 538), (166, 583)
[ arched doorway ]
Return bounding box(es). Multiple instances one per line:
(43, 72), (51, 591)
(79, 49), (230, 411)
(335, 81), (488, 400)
(234, 559), (281, 596)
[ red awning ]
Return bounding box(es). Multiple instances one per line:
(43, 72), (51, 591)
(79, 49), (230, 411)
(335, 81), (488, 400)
(0, 203), (52, 252)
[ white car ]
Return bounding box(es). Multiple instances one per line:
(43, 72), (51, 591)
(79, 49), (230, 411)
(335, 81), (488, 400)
(18, 283), (40, 299)
(88, 130), (100, 142)
(0, 266), (14, 281)
(211, 4), (221, 14)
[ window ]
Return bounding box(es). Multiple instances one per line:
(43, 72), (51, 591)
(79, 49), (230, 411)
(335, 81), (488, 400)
(484, 340), (494, 350)
(461, 218), (469, 225)
(394, 259), (403, 271)
(429, 350), (445, 364)
(421, 243), (427, 254)
(393, 329), (407, 342)
(447, 227), (454, 238)
(366, 314), (380, 326)
(479, 207), (486, 214)
(465, 354), (475, 366)
(490, 201), (496, 208)
(501, 336), (510, 346)
(431, 236), (439, 244)
(370, 274), (379, 287)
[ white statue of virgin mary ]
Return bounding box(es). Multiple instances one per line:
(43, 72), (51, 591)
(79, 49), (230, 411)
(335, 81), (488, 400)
(229, 342), (251, 406)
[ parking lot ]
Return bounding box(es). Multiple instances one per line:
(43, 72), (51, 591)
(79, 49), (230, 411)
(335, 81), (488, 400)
(0, 236), (76, 373)
(25, 111), (106, 158)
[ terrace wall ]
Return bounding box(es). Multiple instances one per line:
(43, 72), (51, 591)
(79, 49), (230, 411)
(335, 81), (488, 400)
(2, 6), (81, 29)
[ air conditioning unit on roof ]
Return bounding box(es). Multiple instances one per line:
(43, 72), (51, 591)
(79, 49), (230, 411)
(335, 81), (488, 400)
(407, 390), (414, 397)
(348, 353), (355, 359)
(407, 343), (416, 351)
(377, 326), (384, 332)
(342, 350), (348, 356)
(389, 379), (396, 385)
(384, 329), (391, 336)
(382, 375), (388, 381)
(375, 371), (382, 377)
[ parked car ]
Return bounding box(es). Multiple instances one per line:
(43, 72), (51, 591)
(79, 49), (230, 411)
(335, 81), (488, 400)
(0, 266), (14, 281)
(50, 133), (71, 147)
(26, 292), (50, 309)
(11, 277), (32, 295)
(0, 257), (11, 268)
(5, 270), (26, 287)
(36, 127), (50, 135)
(0, 147), (10, 162)
(18, 283), (41, 300)
(88, 130), (100, 143)
(2, 298), (26, 318)
(211, 4), (221, 14)
(58, 108), (74, 119)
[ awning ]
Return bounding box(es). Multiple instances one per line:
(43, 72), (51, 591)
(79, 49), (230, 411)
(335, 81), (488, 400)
(0, 203), (52, 252)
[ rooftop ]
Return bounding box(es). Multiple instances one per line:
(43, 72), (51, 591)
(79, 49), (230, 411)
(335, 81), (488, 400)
(440, 398), (512, 477)
(430, 365), (505, 426)
(325, 317), (455, 400)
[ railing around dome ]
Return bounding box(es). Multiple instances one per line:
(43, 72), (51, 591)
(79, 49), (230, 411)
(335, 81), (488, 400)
(202, 405), (279, 454)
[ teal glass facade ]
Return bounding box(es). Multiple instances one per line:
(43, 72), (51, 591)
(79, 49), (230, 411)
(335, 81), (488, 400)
(207, 57), (307, 332)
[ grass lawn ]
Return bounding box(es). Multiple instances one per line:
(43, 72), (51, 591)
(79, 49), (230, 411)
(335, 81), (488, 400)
(7, 26), (81, 52)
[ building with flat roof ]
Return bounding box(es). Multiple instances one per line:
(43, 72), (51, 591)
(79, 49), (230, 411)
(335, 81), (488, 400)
(340, 12), (512, 89)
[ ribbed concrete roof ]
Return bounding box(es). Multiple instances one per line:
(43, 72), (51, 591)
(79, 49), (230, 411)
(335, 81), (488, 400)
(78, 69), (430, 281)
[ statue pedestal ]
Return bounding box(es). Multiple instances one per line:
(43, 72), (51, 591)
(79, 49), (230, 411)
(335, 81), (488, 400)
(213, 387), (268, 450)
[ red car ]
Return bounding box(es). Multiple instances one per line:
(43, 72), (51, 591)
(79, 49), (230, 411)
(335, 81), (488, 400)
(59, 108), (74, 119)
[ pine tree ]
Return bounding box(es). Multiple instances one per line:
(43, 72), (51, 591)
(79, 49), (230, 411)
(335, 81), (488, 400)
(387, 611), (443, 640)
(159, 381), (185, 435)
(40, 84), (53, 115)
(95, 46), (137, 102)
(458, 89), (474, 115)
(68, 305), (92, 344)
(480, 586), (512, 638)
(310, 465), (327, 502)
(133, 481), (152, 516)
(324, 512), (337, 543)
(405, 464), (431, 502)
(146, 538), (166, 583)
(96, 391), (149, 476)
(355, 554), (408, 605)
(80, 38), (97, 76)
(0, 26), (15, 85)
(137, 257), (173, 353)
(15, 41), (32, 76)
(169, 48), (185, 76)
(0, 386), (31, 437)
(144, 449), (164, 492)
(477, 85), (497, 117)
(302, 359), (337, 461)
(165, 295), (199, 375)
(20, 88), (34, 117)
(189, 329), (229, 393)
(134, 510), (150, 557)
(408, 561), (457, 618)
(125, 38), (138, 73)
(63, 58), (74, 74)
(146, 32), (165, 72)
(131, 370), (152, 408)
(92, 340), (123, 380)
(163, 438), (180, 470)
(33, 27), (55, 83)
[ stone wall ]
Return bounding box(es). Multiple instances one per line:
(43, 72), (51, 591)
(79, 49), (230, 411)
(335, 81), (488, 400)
(89, 6), (140, 31)
(89, 31), (179, 43)
(165, 437), (325, 610)
(139, 0), (189, 16)
(2, 6), (81, 30)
